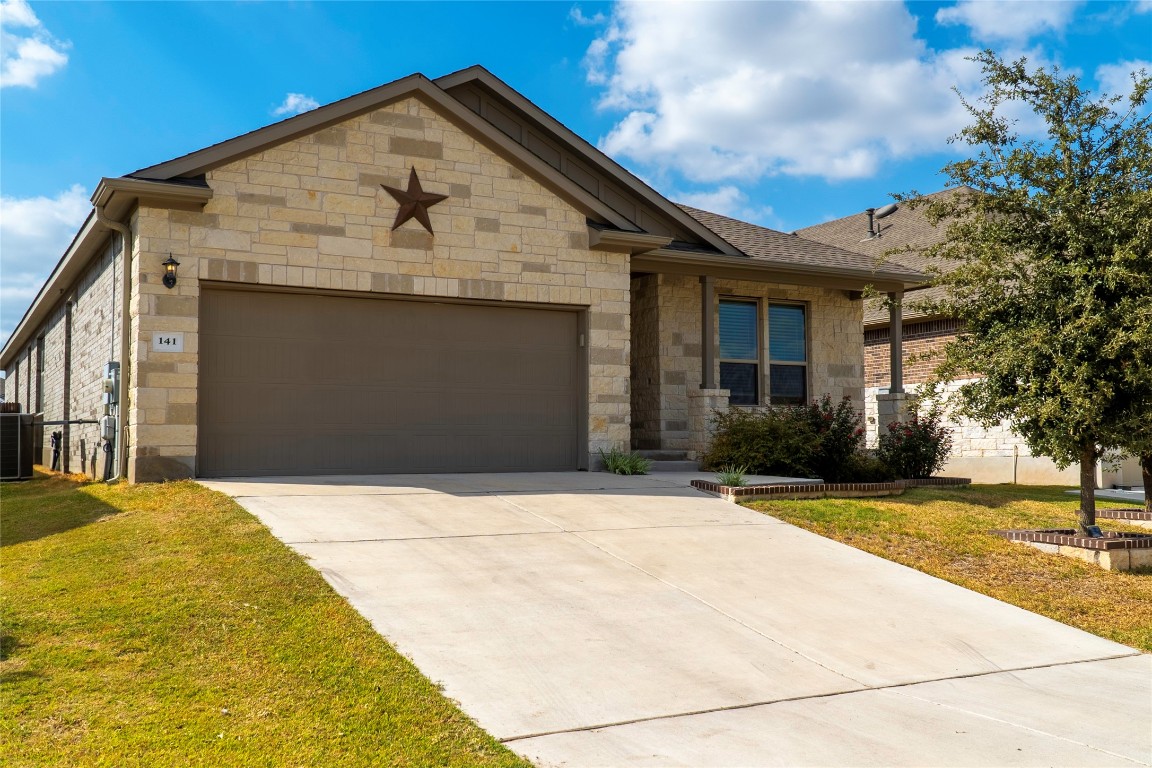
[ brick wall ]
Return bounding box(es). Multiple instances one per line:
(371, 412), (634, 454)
(128, 96), (632, 480)
(2, 239), (126, 478)
(863, 318), (960, 388)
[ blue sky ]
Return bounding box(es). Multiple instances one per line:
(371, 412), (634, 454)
(2, 0), (1150, 343)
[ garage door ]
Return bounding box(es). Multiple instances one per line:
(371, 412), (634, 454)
(198, 288), (582, 477)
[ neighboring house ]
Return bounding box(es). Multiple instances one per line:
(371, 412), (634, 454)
(795, 190), (1142, 487)
(0, 66), (921, 482)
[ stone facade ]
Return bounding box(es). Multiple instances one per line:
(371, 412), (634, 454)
(126, 96), (631, 481)
(632, 273), (864, 454)
(2, 240), (126, 479)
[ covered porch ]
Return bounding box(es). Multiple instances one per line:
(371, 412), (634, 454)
(627, 247), (920, 461)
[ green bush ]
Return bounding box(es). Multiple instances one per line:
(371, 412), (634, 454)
(839, 451), (898, 482)
(598, 447), (652, 475)
(877, 407), (954, 479)
(800, 395), (866, 482)
(703, 407), (816, 477)
(704, 396), (896, 482)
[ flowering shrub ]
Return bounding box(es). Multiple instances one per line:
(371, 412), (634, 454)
(800, 395), (866, 482)
(877, 407), (954, 479)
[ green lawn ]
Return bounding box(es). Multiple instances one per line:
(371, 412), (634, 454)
(745, 484), (1152, 652)
(1, 471), (531, 767)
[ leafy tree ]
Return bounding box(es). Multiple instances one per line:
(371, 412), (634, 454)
(905, 51), (1152, 534)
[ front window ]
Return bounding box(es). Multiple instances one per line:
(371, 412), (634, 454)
(719, 299), (758, 405)
(718, 299), (808, 406)
(768, 304), (806, 405)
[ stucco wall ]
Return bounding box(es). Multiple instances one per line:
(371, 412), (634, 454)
(648, 274), (865, 452)
(127, 96), (631, 480)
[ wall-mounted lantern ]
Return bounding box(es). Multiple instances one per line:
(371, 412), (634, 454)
(162, 255), (180, 289)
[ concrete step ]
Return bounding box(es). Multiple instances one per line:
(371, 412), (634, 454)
(634, 450), (690, 461)
(646, 460), (700, 472)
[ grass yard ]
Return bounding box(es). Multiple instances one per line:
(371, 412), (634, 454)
(745, 485), (1152, 653)
(1, 471), (531, 768)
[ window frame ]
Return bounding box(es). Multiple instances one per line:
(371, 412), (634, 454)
(717, 296), (810, 407)
(718, 297), (760, 406)
(765, 301), (808, 406)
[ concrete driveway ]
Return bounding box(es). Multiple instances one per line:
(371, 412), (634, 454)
(202, 472), (1151, 767)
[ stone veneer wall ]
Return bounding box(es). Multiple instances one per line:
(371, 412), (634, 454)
(127, 96), (631, 481)
(629, 274), (661, 450)
(651, 274), (865, 452)
(2, 240), (126, 478)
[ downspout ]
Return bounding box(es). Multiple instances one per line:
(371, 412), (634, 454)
(94, 205), (132, 482)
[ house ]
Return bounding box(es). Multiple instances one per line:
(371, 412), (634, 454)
(0, 66), (922, 482)
(795, 190), (1142, 487)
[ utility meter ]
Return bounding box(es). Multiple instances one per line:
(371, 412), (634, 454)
(102, 361), (120, 405)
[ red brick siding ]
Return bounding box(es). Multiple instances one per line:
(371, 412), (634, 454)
(864, 319), (961, 388)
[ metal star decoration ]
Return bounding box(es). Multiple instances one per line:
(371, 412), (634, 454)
(381, 167), (448, 234)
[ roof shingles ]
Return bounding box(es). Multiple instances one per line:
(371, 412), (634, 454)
(677, 204), (925, 282)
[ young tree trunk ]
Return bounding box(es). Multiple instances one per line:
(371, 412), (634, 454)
(1078, 444), (1097, 535)
(1142, 453), (1152, 517)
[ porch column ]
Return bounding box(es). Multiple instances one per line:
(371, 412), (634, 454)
(700, 275), (716, 389)
(888, 290), (904, 394)
(877, 289), (909, 427)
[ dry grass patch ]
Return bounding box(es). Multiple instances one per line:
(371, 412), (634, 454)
(745, 484), (1152, 652)
(1, 471), (530, 768)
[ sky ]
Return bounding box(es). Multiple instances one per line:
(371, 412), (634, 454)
(2, 0), (1150, 345)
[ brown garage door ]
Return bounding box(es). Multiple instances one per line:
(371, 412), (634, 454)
(198, 288), (582, 477)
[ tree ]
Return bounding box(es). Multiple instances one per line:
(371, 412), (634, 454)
(906, 51), (1152, 535)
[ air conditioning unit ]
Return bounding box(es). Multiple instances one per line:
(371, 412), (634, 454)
(0, 412), (36, 481)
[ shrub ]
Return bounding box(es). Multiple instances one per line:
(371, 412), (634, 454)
(714, 465), (749, 487)
(839, 452), (898, 483)
(703, 407), (816, 477)
(705, 396), (891, 482)
(598, 447), (652, 475)
(799, 395), (866, 482)
(877, 406), (954, 479)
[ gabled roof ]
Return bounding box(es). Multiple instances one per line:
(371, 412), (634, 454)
(678, 205), (925, 285)
(794, 188), (970, 325)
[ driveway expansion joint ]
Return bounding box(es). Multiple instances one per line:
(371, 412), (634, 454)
(501, 652), (1146, 745)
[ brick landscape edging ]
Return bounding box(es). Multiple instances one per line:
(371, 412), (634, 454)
(990, 528), (1152, 551)
(1097, 508), (1152, 522)
(691, 476), (972, 502)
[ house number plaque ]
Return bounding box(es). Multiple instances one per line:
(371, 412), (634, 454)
(151, 332), (184, 353)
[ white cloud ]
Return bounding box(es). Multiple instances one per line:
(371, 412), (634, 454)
(0, 0), (69, 88)
(272, 92), (319, 116)
(569, 6), (607, 26)
(1096, 59), (1152, 100)
(1138, 0), (1152, 12)
(586, 2), (985, 183)
(0, 184), (89, 343)
(675, 185), (779, 228)
(935, 0), (1082, 43)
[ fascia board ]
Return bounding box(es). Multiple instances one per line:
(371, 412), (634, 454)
(436, 68), (743, 257)
(634, 249), (927, 292)
(129, 75), (434, 179)
(1, 213), (104, 368)
(590, 229), (673, 254)
(129, 77), (637, 231)
(2, 179), (214, 368)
